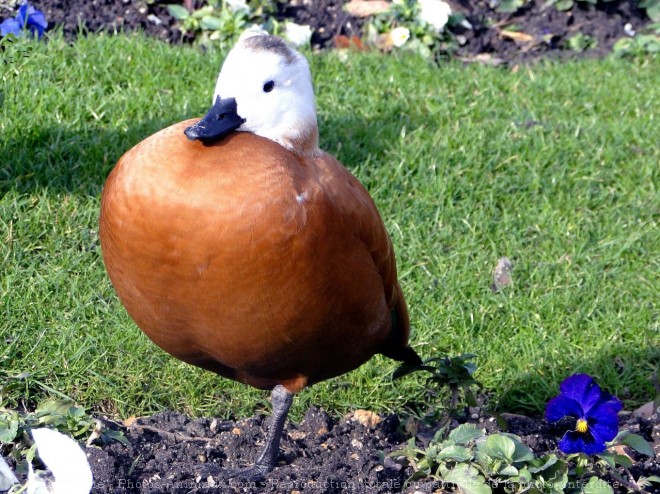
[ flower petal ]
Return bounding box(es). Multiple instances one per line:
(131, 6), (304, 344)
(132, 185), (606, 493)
(588, 408), (620, 445)
(16, 3), (28, 25)
(558, 430), (605, 455)
(545, 394), (583, 422)
(31, 428), (93, 494)
(591, 390), (623, 416)
(27, 9), (48, 38)
(559, 374), (603, 413)
(0, 455), (19, 490)
(0, 18), (21, 37)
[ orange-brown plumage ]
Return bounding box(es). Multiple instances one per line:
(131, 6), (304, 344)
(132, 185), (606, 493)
(100, 120), (413, 394)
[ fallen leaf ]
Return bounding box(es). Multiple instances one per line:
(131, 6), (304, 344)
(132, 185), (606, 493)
(352, 409), (382, 427)
(374, 33), (394, 51)
(608, 444), (635, 463)
(343, 0), (391, 17)
(491, 256), (513, 292)
(123, 415), (138, 427)
(500, 30), (535, 43)
(333, 35), (365, 50)
(289, 431), (307, 440)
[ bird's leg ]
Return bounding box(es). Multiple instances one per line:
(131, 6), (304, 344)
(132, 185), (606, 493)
(228, 384), (293, 481)
(254, 385), (294, 469)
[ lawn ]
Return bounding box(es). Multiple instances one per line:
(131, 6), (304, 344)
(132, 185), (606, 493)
(1, 33), (658, 422)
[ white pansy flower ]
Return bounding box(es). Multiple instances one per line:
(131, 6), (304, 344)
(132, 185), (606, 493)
(418, 0), (452, 31)
(391, 26), (411, 47)
(225, 0), (250, 14)
(0, 456), (19, 490)
(27, 428), (93, 494)
(283, 22), (313, 47)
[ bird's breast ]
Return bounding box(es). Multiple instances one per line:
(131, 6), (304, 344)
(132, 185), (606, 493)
(100, 121), (393, 390)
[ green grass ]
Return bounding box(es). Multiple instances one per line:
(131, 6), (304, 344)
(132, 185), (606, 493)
(1, 33), (658, 421)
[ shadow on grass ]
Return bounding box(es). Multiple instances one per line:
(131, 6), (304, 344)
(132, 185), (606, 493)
(1, 101), (432, 197)
(1, 119), (171, 197)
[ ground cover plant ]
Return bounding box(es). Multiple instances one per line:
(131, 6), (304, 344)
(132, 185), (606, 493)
(0, 17), (659, 494)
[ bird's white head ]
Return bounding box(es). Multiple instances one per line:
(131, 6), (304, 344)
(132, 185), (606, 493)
(185, 34), (319, 157)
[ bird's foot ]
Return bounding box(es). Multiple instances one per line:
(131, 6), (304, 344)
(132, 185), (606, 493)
(224, 463), (272, 483)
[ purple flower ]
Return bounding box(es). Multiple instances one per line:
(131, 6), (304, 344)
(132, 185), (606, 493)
(1, 3), (47, 39)
(546, 373), (623, 455)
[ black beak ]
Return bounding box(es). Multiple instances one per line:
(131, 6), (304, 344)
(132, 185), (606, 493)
(184, 96), (245, 142)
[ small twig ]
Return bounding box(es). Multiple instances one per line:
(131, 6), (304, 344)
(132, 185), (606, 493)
(104, 418), (218, 443)
(622, 467), (642, 492)
(605, 469), (643, 493)
(128, 423), (218, 443)
(491, 15), (516, 29)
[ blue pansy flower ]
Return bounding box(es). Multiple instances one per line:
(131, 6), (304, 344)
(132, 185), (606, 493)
(545, 373), (623, 455)
(1, 2), (48, 39)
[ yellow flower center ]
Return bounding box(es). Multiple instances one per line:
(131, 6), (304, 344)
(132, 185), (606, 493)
(576, 418), (589, 433)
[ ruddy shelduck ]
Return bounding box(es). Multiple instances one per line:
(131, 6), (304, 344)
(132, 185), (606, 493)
(99, 33), (421, 479)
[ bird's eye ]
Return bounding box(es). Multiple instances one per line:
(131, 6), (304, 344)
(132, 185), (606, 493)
(263, 80), (275, 93)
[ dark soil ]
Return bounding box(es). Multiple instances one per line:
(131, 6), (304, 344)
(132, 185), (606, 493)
(9, 0), (654, 62)
(2, 404), (659, 493)
(77, 408), (660, 493)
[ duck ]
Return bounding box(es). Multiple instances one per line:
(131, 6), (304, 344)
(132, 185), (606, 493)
(99, 33), (421, 479)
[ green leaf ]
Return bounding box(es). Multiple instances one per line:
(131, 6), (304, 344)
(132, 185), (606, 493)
(191, 5), (214, 18)
(499, 464), (519, 476)
(555, 0), (574, 9)
(437, 444), (473, 462)
(527, 454), (558, 474)
(0, 411), (19, 443)
(648, 3), (660, 21)
(444, 464), (492, 494)
(167, 4), (190, 20)
(499, 433), (535, 463)
(200, 16), (223, 30)
(613, 454), (634, 468)
(98, 429), (130, 446)
(597, 451), (617, 469)
(536, 460), (568, 494)
(449, 424), (483, 445)
(35, 400), (68, 426)
(583, 476), (614, 494)
(613, 38), (631, 52)
(639, 0), (660, 21)
(481, 434), (515, 462)
(618, 432), (654, 457)
(517, 468), (532, 483)
(497, 0), (525, 12)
